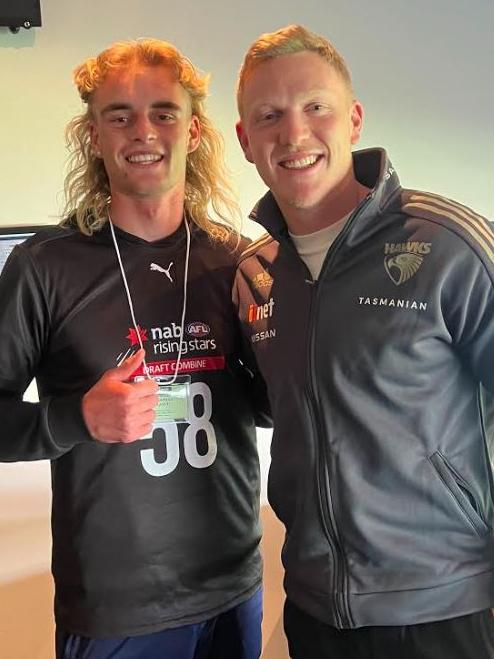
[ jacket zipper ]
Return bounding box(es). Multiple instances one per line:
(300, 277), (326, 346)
(305, 281), (350, 628)
(303, 200), (372, 628)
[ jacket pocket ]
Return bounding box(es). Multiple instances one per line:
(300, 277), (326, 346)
(429, 451), (489, 537)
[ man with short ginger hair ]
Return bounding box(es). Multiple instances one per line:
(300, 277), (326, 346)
(234, 24), (494, 658)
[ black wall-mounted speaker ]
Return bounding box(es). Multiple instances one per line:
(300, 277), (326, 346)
(0, 0), (42, 29)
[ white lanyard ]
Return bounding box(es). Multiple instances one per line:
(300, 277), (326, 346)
(109, 214), (191, 384)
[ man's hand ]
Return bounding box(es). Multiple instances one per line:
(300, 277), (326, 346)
(82, 350), (159, 443)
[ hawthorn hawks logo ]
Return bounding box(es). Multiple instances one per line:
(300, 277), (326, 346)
(383, 241), (431, 286)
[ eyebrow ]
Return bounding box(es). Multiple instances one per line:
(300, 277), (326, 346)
(251, 88), (338, 111)
(100, 101), (183, 116)
(296, 88), (339, 103)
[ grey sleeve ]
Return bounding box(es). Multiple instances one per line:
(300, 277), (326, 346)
(445, 242), (494, 394)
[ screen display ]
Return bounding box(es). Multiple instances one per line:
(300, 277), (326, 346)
(0, 225), (52, 403)
(0, 226), (49, 274)
(0, 0), (42, 27)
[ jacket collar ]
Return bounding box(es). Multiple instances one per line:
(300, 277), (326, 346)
(248, 148), (401, 240)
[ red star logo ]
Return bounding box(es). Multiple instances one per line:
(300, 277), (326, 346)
(126, 325), (148, 346)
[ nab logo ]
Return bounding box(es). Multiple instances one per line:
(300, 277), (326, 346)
(126, 325), (149, 346)
(247, 297), (275, 323)
(186, 322), (210, 337)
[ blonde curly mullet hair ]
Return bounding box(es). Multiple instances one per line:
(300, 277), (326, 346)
(63, 39), (240, 240)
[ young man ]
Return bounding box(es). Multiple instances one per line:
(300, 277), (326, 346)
(0, 39), (269, 659)
(234, 24), (494, 659)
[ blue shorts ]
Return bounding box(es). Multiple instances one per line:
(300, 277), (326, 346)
(56, 588), (262, 659)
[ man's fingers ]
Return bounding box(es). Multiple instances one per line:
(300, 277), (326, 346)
(82, 366), (158, 442)
(110, 408), (157, 443)
(107, 348), (146, 382)
(120, 389), (159, 410)
(105, 350), (159, 397)
(127, 380), (159, 399)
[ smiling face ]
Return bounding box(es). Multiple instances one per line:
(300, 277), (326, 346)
(237, 51), (363, 231)
(89, 64), (200, 204)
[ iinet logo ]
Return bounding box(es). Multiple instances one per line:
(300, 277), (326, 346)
(247, 297), (275, 323)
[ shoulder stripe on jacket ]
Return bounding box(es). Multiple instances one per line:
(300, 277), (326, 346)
(404, 192), (494, 265)
(239, 233), (273, 260)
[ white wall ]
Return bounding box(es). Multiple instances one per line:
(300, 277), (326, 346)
(1, 0), (492, 226)
(1, 0), (493, 585)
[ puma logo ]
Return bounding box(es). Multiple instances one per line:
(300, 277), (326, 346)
(150, 262), (174, 283)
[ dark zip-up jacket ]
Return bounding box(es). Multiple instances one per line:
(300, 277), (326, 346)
(0, 220), (269, 636)
(233, 148), (494, 628)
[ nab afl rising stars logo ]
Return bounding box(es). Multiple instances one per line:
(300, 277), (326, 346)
(383, 241), (431, 286)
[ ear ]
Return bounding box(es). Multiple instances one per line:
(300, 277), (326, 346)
(89, 121), (102, 158)
(350, 101), (364, 145)
(235, 120), (254, 163)
(187, 115), (201, 154)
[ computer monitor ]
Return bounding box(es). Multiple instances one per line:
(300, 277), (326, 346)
(0, 225), (53, 274)
(0, 224), (54, 402)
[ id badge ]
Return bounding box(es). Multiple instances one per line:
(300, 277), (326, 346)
(135, 375), (192, 423)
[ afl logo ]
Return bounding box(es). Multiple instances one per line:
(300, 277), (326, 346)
(186, 321), (210, 337)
